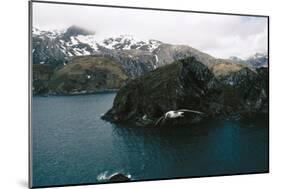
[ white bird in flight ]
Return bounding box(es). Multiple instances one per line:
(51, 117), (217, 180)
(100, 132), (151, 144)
(155, 109), (204, 126)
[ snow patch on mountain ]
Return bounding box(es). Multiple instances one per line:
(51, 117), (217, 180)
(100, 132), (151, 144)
(229, 53), (268, 68)
(32, 27), (163, 58)
(155, 54), (159, 63)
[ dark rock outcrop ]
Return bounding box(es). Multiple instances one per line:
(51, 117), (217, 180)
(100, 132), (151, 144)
(102, 57), (221, 126)
(102, 57), (268, 126)
(108, 173), (131, 182)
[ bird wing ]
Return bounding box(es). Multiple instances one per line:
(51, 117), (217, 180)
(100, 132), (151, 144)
(177, 109), (204, 114)
(155, 116), (165, 126)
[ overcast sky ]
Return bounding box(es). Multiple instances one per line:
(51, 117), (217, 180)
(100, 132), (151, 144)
(33, 2), (268, 59)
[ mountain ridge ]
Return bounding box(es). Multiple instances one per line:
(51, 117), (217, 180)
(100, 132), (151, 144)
(32, 26), (268, 95)
(32, 26), (268, 68)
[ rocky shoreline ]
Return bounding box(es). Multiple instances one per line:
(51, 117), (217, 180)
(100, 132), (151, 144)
(33, 88), (119, 97)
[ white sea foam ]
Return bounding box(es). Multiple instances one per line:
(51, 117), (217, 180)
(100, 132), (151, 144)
(96, 171), (132, 182)
(96, 171), (110, 181)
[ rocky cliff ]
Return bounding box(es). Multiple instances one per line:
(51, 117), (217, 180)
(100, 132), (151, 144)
(102, 57), (268, 126)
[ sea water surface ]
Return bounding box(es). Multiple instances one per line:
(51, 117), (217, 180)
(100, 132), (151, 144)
(32, 93), (268, 187)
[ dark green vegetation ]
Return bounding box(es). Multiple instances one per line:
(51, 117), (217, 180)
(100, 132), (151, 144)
(33, 56), (128, 95)
(103, 57), (268, 126)
(33, 64), (57, 94)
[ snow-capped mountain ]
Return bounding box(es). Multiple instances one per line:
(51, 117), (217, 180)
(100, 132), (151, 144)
(32, 25), (217, 77)
(32, 26), (168, 77)
(32, 26), (269, 96)
(247, 53), (268, 67)
(32, 25), (267, 79)
(229, 53), (268, 68)
(32, 26), (162, 59)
